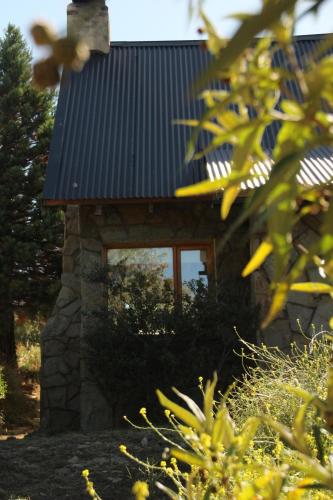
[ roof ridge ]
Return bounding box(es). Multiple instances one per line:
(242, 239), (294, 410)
(108, 34), (332, 48)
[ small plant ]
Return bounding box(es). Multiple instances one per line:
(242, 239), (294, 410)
(16, 343), (41, 380)
(117, 334), (333, 498)
(0, 366), (7, 429)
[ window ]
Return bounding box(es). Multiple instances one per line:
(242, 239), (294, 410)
(107, 243), (212, 297)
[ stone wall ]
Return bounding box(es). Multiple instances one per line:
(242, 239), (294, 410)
(42, 202), (333, 432)
(41, 206), (82, 432)
(252, 215), (333, 348)
(41, 201), (250, 432)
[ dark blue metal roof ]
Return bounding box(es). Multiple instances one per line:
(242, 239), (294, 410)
(44, 36), (333, 202)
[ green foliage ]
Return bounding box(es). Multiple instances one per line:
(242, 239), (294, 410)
(177, 0), (333, 327)
(85, 264), (258, 424)
(120, 335), (333, 499)
(16, 343), (41, 380)
(0, 24), (62, 362)
(0, 367), (7, 429)
(0, 368), (6, 401)
(228, 335), (330, 435)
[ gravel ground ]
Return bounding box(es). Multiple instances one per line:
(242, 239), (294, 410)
(0, 429), (166, 500)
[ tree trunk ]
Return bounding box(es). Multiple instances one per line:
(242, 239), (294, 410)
(0, 291), (16, 365)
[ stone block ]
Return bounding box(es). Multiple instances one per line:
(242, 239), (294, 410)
(64, 350), (80, 369)
(43, 357), (70, 377)
(311, 300), (333, 332)
(99, 225), (128, 243)
(43, 339), (65, 357)
(61, 273), (81, 294)
(48, 386), (67, 408)
(65, 206), (80, 236)
(56, 286), (77, 309)
(68, 394), (80, 412)
(61, 299), (81, 317)
(63, 255), (75, 273)
(262, 319), (292, 349)
(42, 315), (72, 340)
(286, 303), (315, 333)
(42, 373), (67, 388)
(81, 381), (112, 431)
(63, 236), (80, 256)
(67, 323), (81, 338)
(81, 238), (103, 253)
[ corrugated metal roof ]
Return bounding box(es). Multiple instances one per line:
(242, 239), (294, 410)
(44, 36), (333, 202)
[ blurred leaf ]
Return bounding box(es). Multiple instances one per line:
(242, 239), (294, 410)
(156, 482), (178, 499)
(281, 100), (305, 120)
(172, 387), (205, 423)
(211, 405), (235, 449)
(156, 390), (202, 431)
(293, 402), (311, 453)
(194, 0), (298, 90)
(290, 283), (333, 293)
(242, 240), (273, 277)
(171, 448), (206, 467)
(203, 373), (217, 432)
(222, 185), (240, 219)
(261, 281), (289, 328)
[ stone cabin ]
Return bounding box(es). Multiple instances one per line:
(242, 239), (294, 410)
(41, 0), (333, 432)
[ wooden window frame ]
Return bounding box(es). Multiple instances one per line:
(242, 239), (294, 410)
(103, 241), (214, 297)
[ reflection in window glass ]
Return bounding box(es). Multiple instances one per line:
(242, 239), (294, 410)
(107, 248), (173, 281)
(180, 249), (208, 296)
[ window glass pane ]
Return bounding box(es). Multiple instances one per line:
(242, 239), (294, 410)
(180, 249), (208, 296)
(107, 247), (173, 280)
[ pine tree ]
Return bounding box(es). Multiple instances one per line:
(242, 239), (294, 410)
(0, 24), (62, 364)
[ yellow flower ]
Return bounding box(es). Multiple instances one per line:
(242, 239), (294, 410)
(82, 469), (89, 478)
(198, 376), (203, 383)
(140, 407), (147, 416)
(160, 460), (167, 467)
(132, 480), (149, 500)
(119, 444), (127, 453)
(164, 409), (170, 417)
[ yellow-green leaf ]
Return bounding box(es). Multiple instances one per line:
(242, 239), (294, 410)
(290, 283), (333, 294)
(203, 373), (217, 432)
(156, 390), (202, 431)
(221, 185), (240, 219)
(176, 178), (226, 197)
(293, 402), (311, 454)
(171, 448), (205, 468)
(281, 100), (304, 120)
(261, 282), (289, 328)
(211, 405), (235, 449)
(242, 240), (273, 277)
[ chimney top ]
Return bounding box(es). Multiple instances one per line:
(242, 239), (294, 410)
(67, 0), (110, 54)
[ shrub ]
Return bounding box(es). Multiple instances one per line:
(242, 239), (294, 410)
(85, 264), (258, 425)
(16, 343), (41, 380)
(228, 334), (330, 438)
(0, 367), (7, 429)
(119, 333), (333, 499)
(15, 316), (43, 347)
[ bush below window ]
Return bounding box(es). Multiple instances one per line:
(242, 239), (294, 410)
(85, 264), (258, 425)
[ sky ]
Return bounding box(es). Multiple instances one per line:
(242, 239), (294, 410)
(1, 0), (333, 59)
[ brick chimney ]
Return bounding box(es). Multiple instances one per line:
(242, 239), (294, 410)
(67, 0), (110, 54)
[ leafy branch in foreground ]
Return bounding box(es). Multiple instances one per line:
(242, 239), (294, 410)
(177, 0), (333, 327)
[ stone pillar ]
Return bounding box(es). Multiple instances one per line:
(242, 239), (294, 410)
(67, 0), (110, 54)
(40, 206), (82, 432)
(79, 206), (112, 431)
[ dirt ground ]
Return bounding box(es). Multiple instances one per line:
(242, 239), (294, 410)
(0, 428), (166, 500)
